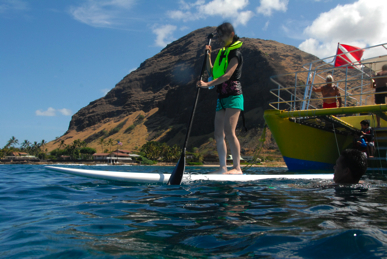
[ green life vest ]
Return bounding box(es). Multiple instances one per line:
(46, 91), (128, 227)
(212, 41), (243, 79)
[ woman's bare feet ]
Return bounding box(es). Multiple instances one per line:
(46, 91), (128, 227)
(209, 166), (228, 174)
(223, 168), (243, 175)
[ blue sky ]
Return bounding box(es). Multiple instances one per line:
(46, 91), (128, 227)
(1, 0), (385, 148)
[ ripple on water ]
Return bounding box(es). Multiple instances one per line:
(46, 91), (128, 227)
(1, 165), (387, 258)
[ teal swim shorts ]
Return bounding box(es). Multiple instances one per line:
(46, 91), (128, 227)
(216, 95), (244, 111)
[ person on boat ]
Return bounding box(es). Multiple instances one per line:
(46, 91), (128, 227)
(312, 75), (342, 109)
(372, 64), (387, 127)
(359, 119), (374, 157)
(196, 22), (243, 175)
(333, 149), (367, 184)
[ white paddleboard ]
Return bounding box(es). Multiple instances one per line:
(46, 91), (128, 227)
(46, 166), (333, 184)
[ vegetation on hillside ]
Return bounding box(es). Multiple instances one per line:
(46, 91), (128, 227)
(84, 119), (129, 144)
(106, 119), (128, 138)
(124, 114), (145, 134)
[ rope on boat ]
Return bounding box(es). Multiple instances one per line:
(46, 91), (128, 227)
(372, 114), (384, 173)
(332, 123), (341, 156)
(242, 125), (267, 172)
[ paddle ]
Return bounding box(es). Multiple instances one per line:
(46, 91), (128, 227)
(168, 33), (214, 185)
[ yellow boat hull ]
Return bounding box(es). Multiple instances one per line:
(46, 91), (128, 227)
(264, 105), (386, 171)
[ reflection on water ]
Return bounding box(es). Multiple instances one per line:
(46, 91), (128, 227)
(1, 165), (387, 258)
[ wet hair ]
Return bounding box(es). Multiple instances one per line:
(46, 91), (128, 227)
(360, 120), (370, 126)
(326, 74), (334, 82)
(382, 64), (387, 71)
(216, 22), (240, 43)
(340, 149), (367, 182)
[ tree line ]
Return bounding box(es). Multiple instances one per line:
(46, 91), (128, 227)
(1, 136), (49, 159)
(139, 141), (204, 165)
(0, 136), (201, 164)
(0, 136), (96, 160)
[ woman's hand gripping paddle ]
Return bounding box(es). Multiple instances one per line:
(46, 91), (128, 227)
(168, 33), (214, 185)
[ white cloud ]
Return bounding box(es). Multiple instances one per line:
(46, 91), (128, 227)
(36, 107), (56, 117)
(36, 107), (72, 116)
(263, 21), (269, 31)
(256, 0), (288, 16)
(167, 0), (254, 26)
(178, 0), (206, 10)
(237, 10), (254, 26)
(101, 88), (110, 96)
(69, 0), (136, 28)
(152, 24), (177, 47)
(58, 108), (72, 116)
(281, 19), (310, 40)
(299, 0), (387, 59)
(0, 0), (28, 13)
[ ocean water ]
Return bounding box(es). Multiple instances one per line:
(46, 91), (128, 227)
(1, 165), (387, 258)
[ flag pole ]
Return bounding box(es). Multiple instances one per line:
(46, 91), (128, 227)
(332, 42), (339, 76)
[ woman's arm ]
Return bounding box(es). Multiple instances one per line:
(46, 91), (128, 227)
(205, 45), (213, 77)
(197, 57), (238, 88)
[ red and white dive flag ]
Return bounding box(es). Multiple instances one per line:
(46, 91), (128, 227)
(334, 43), (364, 69)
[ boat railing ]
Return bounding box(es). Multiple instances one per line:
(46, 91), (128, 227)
(269, 43), (387, 111)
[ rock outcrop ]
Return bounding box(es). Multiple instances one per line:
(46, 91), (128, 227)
(46, 26), (319, 153)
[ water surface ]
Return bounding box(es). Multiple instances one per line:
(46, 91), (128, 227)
(1, 165), (387, 258)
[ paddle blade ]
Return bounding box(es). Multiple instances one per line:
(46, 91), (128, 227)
(168, 154), (185, 185)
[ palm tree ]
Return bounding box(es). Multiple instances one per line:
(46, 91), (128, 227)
(13, 137), (19, 148)
(171, 144), (181, 161)
(21, 140), (31, 151)
(40, 140), (47, 152)
(107, 138), (114, 153)
(107, 138), (115, 164)
(73, 139), (81, 148)
(98, 138), (105, 153)
(32, 141), (40, 156)
(160, 143), (169, 161)
(59, 140), (65, 150)
(5, 136), (18, 149)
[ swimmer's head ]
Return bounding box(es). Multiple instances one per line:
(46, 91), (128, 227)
(334, 149), (367, 184)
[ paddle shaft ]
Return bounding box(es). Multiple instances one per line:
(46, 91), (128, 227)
(168, 34), (213, 185)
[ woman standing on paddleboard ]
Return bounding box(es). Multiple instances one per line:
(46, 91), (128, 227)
(197, 22), (243, 175)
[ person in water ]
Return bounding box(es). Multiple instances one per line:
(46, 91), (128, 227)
(197, 22), (243, 175)
(372, 64), (387, 127)
(359, 119), (374, 157)
(312, 74), (342, 109)
(333, 149), (367, 184)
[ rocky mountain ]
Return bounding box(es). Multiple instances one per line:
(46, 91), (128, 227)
(46, 26), (319, 154)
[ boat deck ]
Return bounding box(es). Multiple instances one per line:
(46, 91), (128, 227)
(264, 43), (387, 172)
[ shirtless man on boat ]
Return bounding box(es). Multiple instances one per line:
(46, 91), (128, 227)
(312, 75), (342, 109)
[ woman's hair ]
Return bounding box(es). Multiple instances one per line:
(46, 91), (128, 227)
(216, 22), (240, 42)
